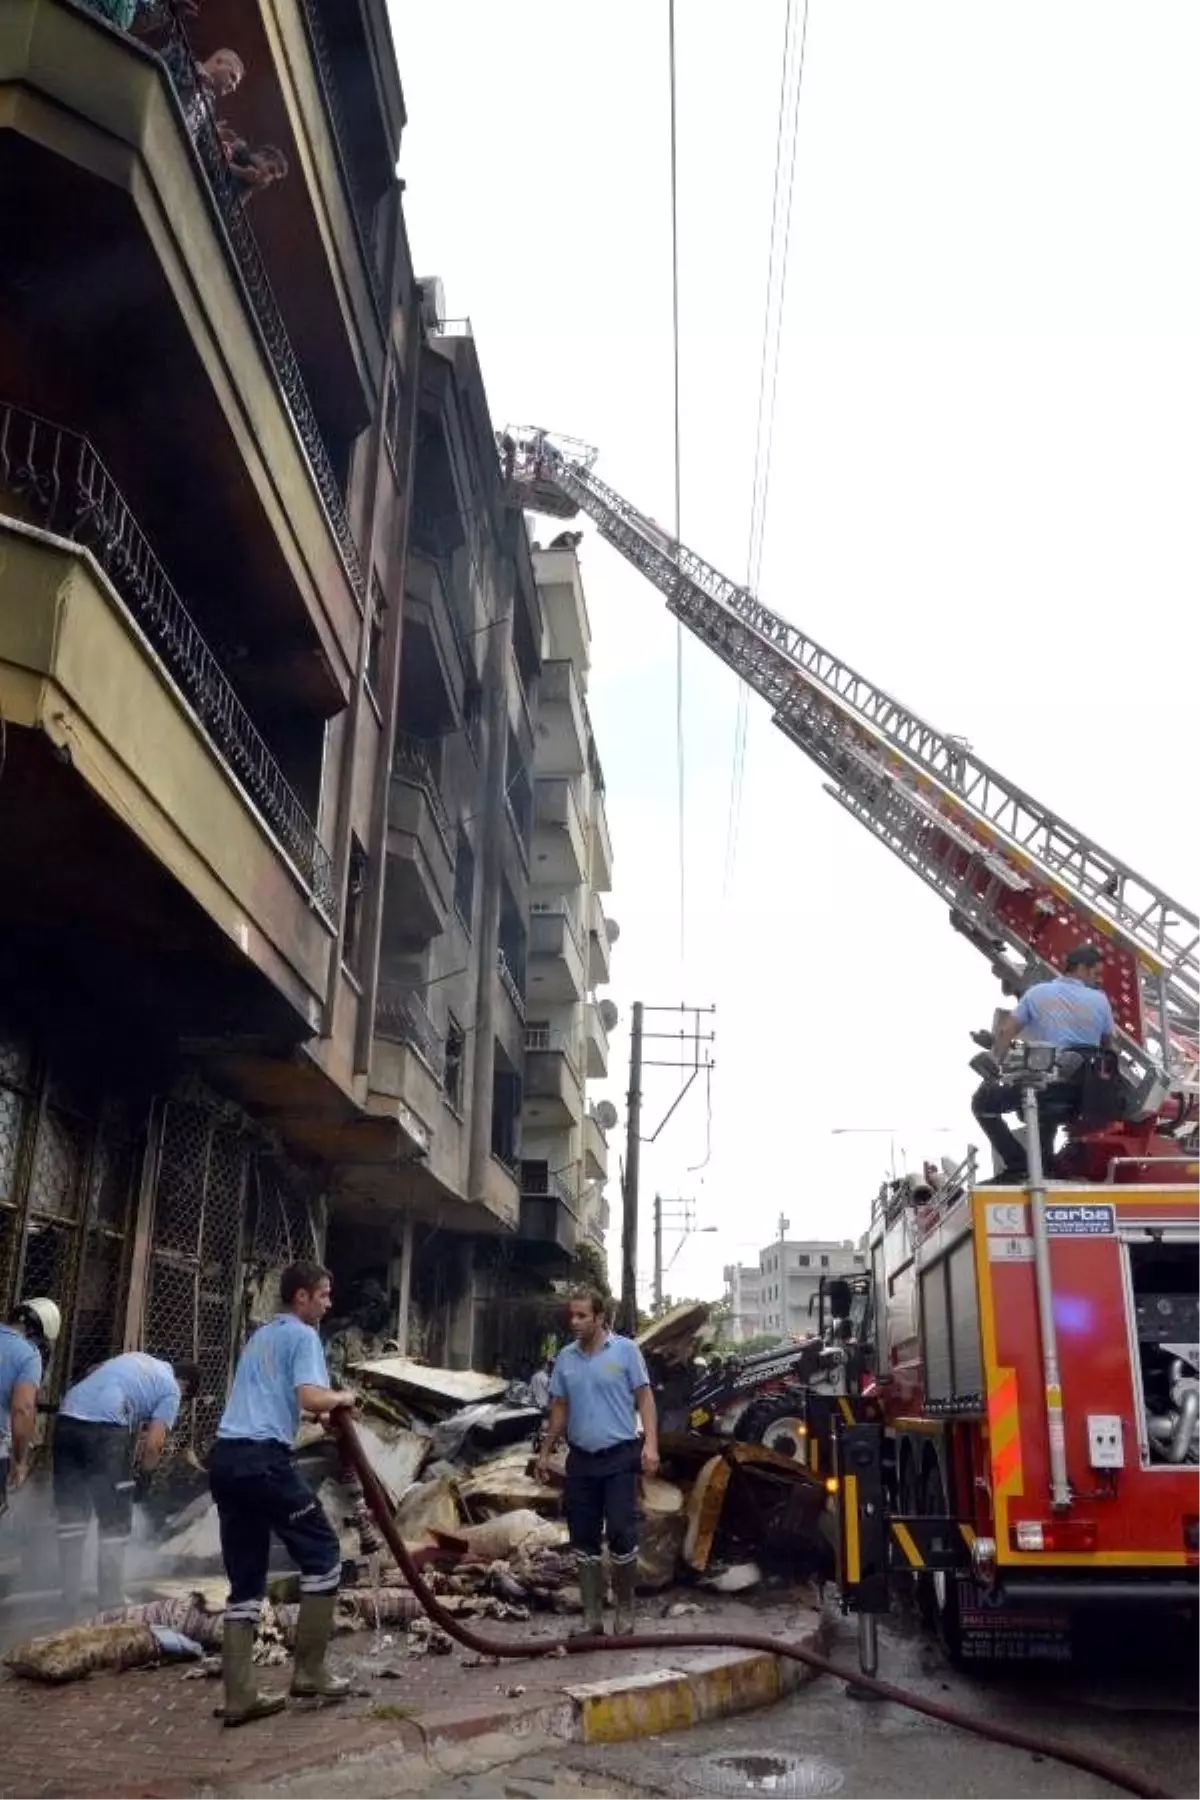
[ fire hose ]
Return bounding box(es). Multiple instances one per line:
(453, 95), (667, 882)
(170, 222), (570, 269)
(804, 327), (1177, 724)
(333, 1415), (1170, 1800)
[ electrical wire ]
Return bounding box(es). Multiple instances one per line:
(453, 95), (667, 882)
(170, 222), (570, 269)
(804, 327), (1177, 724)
(667, 0), (686, 966)
(723, 0), (811, 898)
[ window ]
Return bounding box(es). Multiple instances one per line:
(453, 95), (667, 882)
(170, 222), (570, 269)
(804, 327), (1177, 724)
(853, 1253), (866, 1267)
(444, 1015), (465, 1113)
(820, 1254), (829, 1268)
(366, 577), (387, 701)
(798, 1254), (810, 1268)
(342, 837), (368, 977)
(454, 827), (475, 932)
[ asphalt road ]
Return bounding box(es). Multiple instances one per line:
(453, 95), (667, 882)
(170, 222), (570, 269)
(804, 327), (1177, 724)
(428, 1612), (1199, 1800)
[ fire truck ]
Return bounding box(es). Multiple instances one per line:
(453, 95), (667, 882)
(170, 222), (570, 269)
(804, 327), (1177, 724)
(502, 428), (1199, 1669)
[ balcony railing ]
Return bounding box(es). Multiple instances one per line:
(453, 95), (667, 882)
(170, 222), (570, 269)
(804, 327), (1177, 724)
(392, 731), (451, 843)
(519, 1162), (578, 1217)
(0, 400), (336, 913)
(497, 948), (526, 1021)
(530, 902), (585, 956)
(156, 4), (365, 601)
(524, 1026), (581, 1085)
(374, 980), (444, 1078)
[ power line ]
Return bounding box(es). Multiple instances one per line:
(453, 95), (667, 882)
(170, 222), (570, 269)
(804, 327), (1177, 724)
(723, 0), (812, 898)
(668, 0), (686, 965)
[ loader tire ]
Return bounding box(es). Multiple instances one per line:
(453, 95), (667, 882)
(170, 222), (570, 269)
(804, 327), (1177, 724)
(734, 1392), (810, 1462)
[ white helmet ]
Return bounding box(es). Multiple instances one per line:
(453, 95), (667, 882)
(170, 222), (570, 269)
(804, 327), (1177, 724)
(19, 1297), (62, 1347)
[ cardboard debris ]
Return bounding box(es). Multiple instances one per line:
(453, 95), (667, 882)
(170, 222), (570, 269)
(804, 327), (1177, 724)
(458, 1460), (560, 1517)
(352, 1356), (508, 1415)
(394, 1476), (461, 1539)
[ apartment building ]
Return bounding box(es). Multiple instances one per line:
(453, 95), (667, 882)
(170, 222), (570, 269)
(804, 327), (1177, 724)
(722, 1262), (765, 1343)
(518, 541), (618, 1268)
(326, 306), (547, 1369)
(0, 1), (594, 1445)
(758, 1239), (867, 1337)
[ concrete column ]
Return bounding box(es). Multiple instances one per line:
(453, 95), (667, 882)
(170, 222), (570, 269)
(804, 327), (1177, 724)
(392, 1210), (414, 1357)
(445, 1236), (477, 1370)
(466, 567), (514, 1202)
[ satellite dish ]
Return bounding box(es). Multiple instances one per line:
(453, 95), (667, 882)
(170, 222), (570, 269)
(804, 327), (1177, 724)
(593, 1100), (619, 1133)
(605, 917), (621, 944)
(599, 999), (619, 1031)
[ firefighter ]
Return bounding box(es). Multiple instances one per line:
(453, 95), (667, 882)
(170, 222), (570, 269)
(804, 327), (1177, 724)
(0, 1298), (59, 1511)
(972, 943), (1117, 1179)
(535, 1288), (659, 1637)
(53, 1350), (199, 1616)
(208, 1261), (356, 1727)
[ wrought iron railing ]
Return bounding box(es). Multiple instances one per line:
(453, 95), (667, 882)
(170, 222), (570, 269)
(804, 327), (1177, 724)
(294, 0), (386, 314)
(374, 980), (444, 1077)
(496, 948), (526, 1021)
(155, 4), (365, 600)
(392, 730), (451, 843)
(0, 401), (336, 912)
(520, 1161), (578, 1215)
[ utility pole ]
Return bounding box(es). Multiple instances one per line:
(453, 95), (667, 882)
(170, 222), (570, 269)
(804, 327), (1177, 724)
(777, 1212), (790, 1246)
(652, 1194), (697, 1315)
(619, 1002), (643, 1337)
(618, 1002), (714, 1336)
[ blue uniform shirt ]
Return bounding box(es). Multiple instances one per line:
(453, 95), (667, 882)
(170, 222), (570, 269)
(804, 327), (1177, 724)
(61, 1353), (180, 1431)
(549, 1332), (649, 1453)
(1014, 976), (1115, 1049)
(217, 1314), (328, 1447)
(0, 1325), (42, 1462)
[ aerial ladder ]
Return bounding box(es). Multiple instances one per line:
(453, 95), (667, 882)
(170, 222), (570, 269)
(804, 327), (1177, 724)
(501, 425), (1198, 1172)
(503, 425), (1199, 1671)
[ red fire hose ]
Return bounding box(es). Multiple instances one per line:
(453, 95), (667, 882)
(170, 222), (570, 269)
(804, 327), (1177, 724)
(333, 1416), (1171, 1800)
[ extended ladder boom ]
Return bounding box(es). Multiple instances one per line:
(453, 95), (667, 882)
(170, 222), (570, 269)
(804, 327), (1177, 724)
(504, 430), (1198, 1108)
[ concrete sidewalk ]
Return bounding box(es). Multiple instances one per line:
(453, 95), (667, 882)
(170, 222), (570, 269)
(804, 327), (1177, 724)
(0, 1590), (827, 1798)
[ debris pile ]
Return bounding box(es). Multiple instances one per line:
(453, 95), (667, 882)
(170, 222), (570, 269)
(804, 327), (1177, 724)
(3, 1333), (828, 1684)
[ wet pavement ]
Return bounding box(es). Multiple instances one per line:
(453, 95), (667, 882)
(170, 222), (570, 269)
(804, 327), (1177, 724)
(417, 1612), (1199, 1800)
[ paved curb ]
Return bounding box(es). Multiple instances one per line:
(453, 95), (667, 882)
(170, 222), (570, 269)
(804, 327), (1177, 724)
(415, 1618), (831, 1755)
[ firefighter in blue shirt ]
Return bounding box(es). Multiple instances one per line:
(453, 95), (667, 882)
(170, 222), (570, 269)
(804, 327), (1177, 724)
(209, 1262), (356, 1727)
(0, 1298), (59, 1511)
(54, 1350), (199, 1615)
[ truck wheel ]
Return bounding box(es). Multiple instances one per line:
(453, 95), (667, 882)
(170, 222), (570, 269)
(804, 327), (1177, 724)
(920, 1459), (963, 1662)
(734, 1393), (809, 1462)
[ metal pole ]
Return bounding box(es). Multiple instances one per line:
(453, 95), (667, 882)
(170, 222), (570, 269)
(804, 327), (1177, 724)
(1022, 1081), (1071, 1509)
(857, 1612), (879, 1678)
(620, 1002), (644, 1336)
(653, 1191), (663, 1317)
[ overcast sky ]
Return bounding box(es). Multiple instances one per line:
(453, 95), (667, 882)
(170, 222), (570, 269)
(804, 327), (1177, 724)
(390, 1), (1198, 1308)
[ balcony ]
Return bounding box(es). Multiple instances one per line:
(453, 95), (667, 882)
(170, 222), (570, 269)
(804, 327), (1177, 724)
(589, 891), (614, 988)
(386, 734), (453, 940)
(591, 789), (613, 893)
(527, 906), (587, 1005)
(584, 1002), (610, 1079)
(1, 0), (365, 700)
(519, 1165), (579, 1259)
(532, 544), (591, 670)
(0, 505), (335, 1045)
(533, 779), (587, 887)
(404, 552), (469, 724)
(522, 1028), (582, 1130)
(496, 949), (526, 1023)
(583, 1111), (610, 1182)
(535, 660), (586, 776)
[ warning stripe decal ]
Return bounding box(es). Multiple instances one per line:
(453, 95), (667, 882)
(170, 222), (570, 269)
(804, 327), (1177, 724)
(988, 1366), (1024, 1498)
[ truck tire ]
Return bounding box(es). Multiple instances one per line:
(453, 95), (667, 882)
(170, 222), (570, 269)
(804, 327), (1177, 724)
(919, 1458), (964, 1662)
(734, 1393), (809, 1462)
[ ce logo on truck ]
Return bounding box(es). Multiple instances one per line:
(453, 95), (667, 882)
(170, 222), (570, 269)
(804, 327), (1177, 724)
(986, 1202), (1026, 1236)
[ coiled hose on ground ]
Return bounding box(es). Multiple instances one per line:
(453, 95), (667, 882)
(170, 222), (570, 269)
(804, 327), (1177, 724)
(334, 1416), (1170, 1800)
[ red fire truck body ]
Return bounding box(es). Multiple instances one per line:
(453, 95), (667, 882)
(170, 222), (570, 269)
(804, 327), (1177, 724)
(874, 1175), (1198, 1607)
